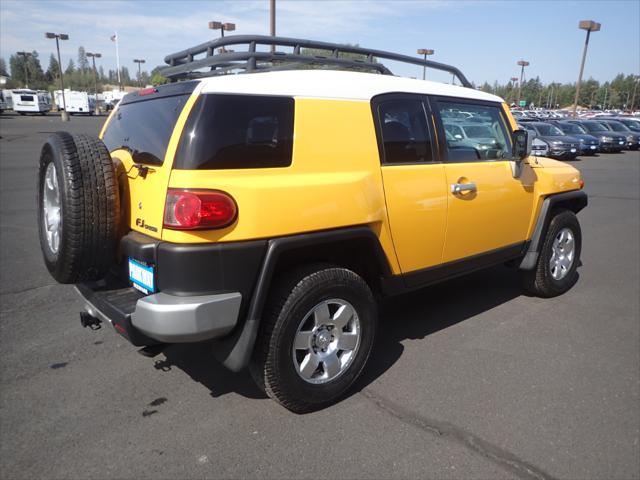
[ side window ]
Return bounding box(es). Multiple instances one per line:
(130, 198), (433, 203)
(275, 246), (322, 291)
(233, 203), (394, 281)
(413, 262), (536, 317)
(175, 94), (294, 170)
(436, 101), (512, 162)
(377, 98), (432, 164)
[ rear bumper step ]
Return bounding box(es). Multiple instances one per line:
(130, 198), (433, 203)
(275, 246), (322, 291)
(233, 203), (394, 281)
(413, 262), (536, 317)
(75, 279), (241, 345)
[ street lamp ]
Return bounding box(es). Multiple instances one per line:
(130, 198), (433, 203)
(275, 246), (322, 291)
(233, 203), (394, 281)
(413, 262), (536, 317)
(516, 60), (529, 106)
(208, 21), (236, 38)
(133, 59), (146, 87)
(45, 32), (70, 122)
(629, 75), (639, 113)
(86, 52), (102, 114)
(416, 48), (434, 80)
(270, 0), (276, 53)
(572, 20), (601, 117)
(16, 51), (32, 88)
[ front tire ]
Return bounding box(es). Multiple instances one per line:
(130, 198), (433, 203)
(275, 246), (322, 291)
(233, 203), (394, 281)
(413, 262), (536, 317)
(250, 266), (377, 413)
(521, 209), (582, 297)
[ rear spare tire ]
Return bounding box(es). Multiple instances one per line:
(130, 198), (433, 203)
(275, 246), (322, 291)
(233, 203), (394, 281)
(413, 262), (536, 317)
(37, 132), (120, 283)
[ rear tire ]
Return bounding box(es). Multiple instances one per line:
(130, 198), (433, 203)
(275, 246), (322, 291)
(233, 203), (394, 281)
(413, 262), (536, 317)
(37, 132), (120, 283)
(250, 265), (377, 413)
(521, 209), (582, 298)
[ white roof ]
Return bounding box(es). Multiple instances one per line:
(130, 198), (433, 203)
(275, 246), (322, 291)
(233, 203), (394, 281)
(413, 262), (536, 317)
(199, 70), (503, 103)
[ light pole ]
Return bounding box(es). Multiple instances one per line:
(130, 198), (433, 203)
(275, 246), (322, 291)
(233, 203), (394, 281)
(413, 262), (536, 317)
(86, 52), (101, 114)
(572, 20), (601, 117)
(45, 32), (70, 122)
(270, 0), (276, 53)
(133, 59), (145, 87)
(416, 48), (434, 80)
(17, 51), (32, 88)
(510, 77), (518, 105)
(516, 60), (529, 107)
(208, 21), (236, 38)
(629, 75), (639, 113)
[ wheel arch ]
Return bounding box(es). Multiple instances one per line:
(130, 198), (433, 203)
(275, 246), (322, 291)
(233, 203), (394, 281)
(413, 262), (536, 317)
(211, 226), (392, 372)
(519, 190), (587, 270)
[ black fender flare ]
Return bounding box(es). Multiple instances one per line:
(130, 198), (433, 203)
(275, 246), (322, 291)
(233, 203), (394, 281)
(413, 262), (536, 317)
(211, 226), (391, 371)
(519, 190), (588, 270)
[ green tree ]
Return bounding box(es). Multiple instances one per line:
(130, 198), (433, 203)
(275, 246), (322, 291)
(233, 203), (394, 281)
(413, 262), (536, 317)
(45, 53), (60, 83)
(150, 66), (168, 85)
(65, 59), (75, 76)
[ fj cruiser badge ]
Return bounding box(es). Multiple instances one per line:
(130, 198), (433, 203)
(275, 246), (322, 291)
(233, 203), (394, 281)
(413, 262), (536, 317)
(135, 218), (158, 233)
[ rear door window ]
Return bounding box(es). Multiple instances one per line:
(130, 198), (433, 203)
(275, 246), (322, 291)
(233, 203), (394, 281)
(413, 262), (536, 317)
(375, 97), (433, 164)
(102, 94), (189, 165)
(175, 94), (294, 170)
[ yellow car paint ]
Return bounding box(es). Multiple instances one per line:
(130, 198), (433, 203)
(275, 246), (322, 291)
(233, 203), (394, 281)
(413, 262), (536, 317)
(100, 92), (582, 278)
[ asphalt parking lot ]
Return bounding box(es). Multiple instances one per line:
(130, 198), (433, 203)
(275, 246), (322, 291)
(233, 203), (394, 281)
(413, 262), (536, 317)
(0, 112), (638, 480)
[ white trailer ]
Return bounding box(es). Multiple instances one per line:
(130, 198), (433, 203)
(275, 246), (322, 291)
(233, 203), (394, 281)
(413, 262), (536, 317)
(102, 89), (127, 110)
(11, 89), (52, 115)
(54, 90), (96, 115)
(1, 89), (13, 110)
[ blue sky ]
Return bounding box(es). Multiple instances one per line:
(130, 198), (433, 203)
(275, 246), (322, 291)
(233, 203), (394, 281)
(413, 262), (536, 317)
(1, 0), (638, 85)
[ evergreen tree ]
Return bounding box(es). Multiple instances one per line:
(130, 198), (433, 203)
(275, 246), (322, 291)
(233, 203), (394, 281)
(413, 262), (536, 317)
(45, 53), (60, 83)
(65, 59), (75, 76)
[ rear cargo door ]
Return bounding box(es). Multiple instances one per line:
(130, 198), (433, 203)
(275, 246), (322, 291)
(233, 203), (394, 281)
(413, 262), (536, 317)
(100, 83), (199, 239)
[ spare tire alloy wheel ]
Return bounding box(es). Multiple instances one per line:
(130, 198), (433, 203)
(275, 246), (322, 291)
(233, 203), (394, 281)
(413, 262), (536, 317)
(42, 162), (61, 255)
(293, 299), (361, 384)
(38, 132), (120, 284)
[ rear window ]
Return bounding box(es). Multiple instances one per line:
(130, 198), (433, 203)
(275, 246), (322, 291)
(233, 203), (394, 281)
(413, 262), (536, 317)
(174, 94), (294, 170)
(20, 95), (34, 102)
(102, 94), (189, 165)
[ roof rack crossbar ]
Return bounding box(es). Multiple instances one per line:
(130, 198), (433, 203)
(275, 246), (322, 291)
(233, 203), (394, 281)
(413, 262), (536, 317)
(162, 35), (472, 87)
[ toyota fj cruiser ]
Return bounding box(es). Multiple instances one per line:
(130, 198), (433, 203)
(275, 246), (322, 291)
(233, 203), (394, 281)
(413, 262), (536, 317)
(38, 36), (587, 413)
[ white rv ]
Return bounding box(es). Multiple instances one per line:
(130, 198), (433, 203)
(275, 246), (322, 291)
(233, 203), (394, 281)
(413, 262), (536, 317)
(1, 89), (13, 110)
(102, 89), (127, 110)
(11, 89), (52, 115)
(54, 90), (96, 115)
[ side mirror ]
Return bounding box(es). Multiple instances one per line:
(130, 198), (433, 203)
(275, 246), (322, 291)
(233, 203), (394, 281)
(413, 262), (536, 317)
(512, 129), (531, 160)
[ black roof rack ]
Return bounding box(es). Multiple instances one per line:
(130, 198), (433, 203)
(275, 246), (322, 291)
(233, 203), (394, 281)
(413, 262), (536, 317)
(162, 35), (472, 88)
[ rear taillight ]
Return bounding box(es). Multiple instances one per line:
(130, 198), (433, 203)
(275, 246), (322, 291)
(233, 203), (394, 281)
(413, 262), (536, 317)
(163, 189), (237, 230)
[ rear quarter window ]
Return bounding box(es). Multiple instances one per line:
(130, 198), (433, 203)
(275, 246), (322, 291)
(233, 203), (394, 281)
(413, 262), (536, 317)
(102, 94), (189, 165)
(175, 94), (294, 170)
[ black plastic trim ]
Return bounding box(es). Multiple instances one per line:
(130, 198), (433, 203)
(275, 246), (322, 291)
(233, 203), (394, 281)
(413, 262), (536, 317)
(519, 190), (588, 270)
(210, 226), (392, 371)
(381, 242), (527, 295)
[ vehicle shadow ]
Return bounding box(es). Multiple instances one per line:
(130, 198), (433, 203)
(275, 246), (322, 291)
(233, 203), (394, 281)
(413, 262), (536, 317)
(154, 264), (524, 402)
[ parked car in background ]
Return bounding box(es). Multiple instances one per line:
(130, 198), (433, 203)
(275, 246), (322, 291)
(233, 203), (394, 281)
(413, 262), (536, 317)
(597, 119), (640, 150)
(521, 122), (580, 159)
(566, 120), (627, 152)
(517, 123), (550, 157)
(550, 121), (600, 155)
(614, 117), (640, 132)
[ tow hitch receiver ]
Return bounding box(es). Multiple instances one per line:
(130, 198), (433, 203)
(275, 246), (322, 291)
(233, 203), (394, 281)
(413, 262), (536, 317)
(80, 311), (102, 330)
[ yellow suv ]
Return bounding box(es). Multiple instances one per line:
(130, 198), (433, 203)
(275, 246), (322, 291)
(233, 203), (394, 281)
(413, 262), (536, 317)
(37, 36), (586, 413)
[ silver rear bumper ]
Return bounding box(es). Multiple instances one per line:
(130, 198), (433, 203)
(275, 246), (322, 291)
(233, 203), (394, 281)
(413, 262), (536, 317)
(131, 292), (241, 343)
(78, 286), (241, 343)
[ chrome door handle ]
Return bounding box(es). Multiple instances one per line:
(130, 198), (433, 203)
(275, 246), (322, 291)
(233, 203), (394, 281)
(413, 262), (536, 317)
(451, 182), (477, 194)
